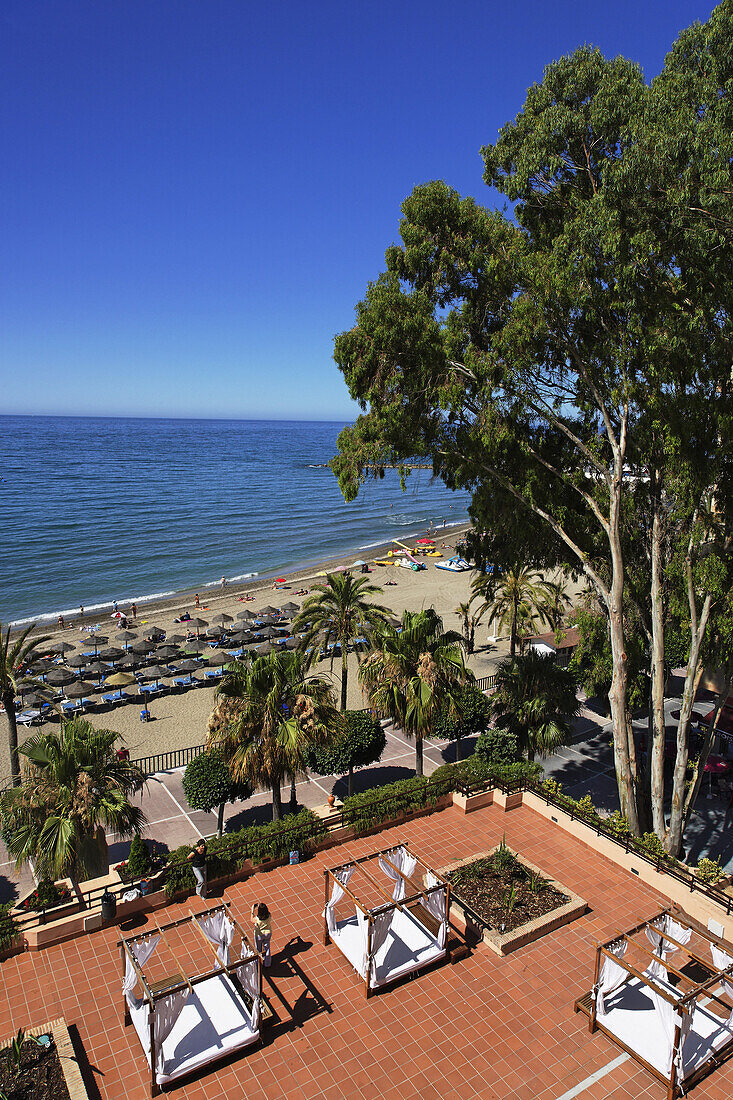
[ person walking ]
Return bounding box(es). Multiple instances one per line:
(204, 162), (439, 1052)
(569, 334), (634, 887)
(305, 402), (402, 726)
(130, 602), (137, 619)
(187, 838), (207, 898)
(251, 901), (272, 966)
(195, 593), (200, 608)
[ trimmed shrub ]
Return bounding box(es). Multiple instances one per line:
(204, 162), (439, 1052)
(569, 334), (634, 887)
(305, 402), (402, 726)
(183, 748), (253, 836)
(0, 904), (19, 950)
(696, 856), (724, 884)
(127, 834), (153, 878)
(475, 725), (520, 767)
(164, 809), (326, 898)
(307, 711), (386, 795)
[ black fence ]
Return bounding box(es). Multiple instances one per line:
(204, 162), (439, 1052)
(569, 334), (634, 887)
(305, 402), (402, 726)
(131, 743), (205, 776)
(475, 674), (498, 692)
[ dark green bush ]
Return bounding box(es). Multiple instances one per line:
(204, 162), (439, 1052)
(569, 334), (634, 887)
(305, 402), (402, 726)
(182, 748), (253, 835)
(164, 809), (327, 898)
(306, 711), (386, 781)
(0, 904), (19, 950)
(475, 725), (520, 767)
(127, 834), (153, 877)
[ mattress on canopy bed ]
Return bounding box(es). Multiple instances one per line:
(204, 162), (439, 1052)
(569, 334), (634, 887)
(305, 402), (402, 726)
(129, 971), (260, 1085)
(600, 974), (733, 1079)
(332, 905), (445, 987)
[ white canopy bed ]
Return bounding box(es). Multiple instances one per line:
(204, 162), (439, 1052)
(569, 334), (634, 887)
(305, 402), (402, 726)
(575, 905), (733, 1099)
(120, 903), (262, 1096)
(323, 842), (450, 997)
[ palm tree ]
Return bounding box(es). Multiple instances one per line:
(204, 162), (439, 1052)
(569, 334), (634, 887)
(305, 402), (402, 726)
(0, 718), (146, 885)
(293, 572), (389, 710)
(470, 565), (556, 656)
(489, 651), (581, 761)
(543, 579), (572, 633)
(0, 623), (53, 787)
(208, 650), (342, 820)
(359, 608), (470, 777)
(455, 600), (478, 654)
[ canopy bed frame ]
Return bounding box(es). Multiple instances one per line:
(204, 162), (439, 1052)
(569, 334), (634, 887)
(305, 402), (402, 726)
(323, 841), (450, 997)
(120, 902), (262, 1096)
(574, 904), (733, 1099)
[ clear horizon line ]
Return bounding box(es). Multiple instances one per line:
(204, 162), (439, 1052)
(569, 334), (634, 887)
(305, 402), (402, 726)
(0, 411), (356, 424)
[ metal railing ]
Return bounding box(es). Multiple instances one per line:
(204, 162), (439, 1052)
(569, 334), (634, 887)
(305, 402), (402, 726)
(475, 674), (497, 692)
(131, 743), (205, 777)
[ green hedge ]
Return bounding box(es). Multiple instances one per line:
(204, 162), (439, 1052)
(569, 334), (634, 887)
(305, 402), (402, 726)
(164, 809), (327, 898)
(341, 775), (450, 833)
(430, 754), (541, 791)
(0, 904), (20, 950)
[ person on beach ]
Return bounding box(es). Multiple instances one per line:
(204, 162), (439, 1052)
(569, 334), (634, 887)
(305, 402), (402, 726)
(79, 606), (84, 619)
(195, 593), (200, 608)
(251, 901), (272, 966)
(113, 601), (118, 613)
(130, 603), (137, 619)
(58, 614), (65, 630)
(187, 838), (207, 898)
(220, 577), (227, 589)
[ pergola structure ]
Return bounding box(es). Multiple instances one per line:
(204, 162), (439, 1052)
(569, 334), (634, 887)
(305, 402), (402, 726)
(575, 904), (733, 1099)
(323, 841), (450, 997)
(120, 903), (262, 1096)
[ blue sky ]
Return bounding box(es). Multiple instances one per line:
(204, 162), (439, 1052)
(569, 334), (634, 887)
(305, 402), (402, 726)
(1, 1), (717, 420)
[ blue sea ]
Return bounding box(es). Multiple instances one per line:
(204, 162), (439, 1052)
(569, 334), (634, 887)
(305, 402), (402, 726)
(0, 416), (471, 625)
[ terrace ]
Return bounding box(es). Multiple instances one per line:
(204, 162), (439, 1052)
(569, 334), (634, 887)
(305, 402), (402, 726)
(1, 798), (732, 1100)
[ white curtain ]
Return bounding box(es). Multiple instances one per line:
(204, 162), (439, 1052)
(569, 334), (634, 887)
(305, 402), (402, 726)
(378, 846), (417, 902)
(369, 909), (393, 981)
(424, 872), (448, 949)
(645, 916), (691, 983)
(197, 911), (235, 966)
(355, 906), (369, 979)
(649, 988), (689, 1082)
(594, 939), (628, 1017)
(711, 945), (733, 1027)
(122, 934), (160, 1010)
(154, 988), (190, 1075)
(236, 955), (261, 1030)
(324, 866), (355, 933)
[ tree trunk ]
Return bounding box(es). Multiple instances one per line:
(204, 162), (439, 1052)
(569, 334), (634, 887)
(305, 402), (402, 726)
(3, 692), (21, 787)
(271, 782), (282, 821)
(510, 597), (517, 658)
(455, 731), (463, 761)
(682, 670), (732, 835)
(341, 651), (348, 711)
(649, 489), (666, 837)
(415, 736), (424, 777)
(666, 576), (714, 855)
(348, 763), (354, 797)
(217, 801), (225, 836)
(289, 774), (297, 813)
(606, 479), (640, 835)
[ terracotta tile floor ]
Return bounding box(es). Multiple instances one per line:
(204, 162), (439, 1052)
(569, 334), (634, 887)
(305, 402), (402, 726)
(2, 802), (732, 1100)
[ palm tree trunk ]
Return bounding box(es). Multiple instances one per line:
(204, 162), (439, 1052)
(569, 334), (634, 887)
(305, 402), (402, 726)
(341, 651), (348, 711)
(289, 774), (297, 813)
(415, 736), (424, 777)
(455, 731), (462, 761)
(271, 782), (283, 821)
(3, 692), (21, 787)
(510, 598), (517, 658)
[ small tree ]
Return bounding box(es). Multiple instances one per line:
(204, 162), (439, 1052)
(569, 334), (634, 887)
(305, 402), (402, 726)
(183, 748), (252, 836)
(306, 710), (386, 796)
(433, 683), (491, 761)
(475, 726), (520, 767)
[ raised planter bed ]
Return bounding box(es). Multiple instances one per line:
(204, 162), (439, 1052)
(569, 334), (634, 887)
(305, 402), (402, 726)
(0, 1016), (89, 1100)
(443, 844), (587, 956)
(13, 881), (78, 924)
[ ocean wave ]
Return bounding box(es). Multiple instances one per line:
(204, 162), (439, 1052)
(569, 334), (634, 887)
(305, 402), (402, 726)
(9, 589), (177, 627)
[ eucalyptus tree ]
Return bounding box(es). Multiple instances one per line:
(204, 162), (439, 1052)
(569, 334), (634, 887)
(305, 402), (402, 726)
(292, 572), (389, 710)
(330, 6), (733, 849)
(0, 623), (53, 787)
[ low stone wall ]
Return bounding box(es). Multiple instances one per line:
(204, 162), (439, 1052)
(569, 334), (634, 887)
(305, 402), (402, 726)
(442, 846), (587, 956)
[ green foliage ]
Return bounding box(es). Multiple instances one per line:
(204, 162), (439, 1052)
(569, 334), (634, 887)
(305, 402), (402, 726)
(490, 652), (580, 761)
(433, 684), (491, 742)
(306, 710), (386, 777)
(475, 725), (520, 767)
(341, 774), (452, 833)
(127, 834), (153, 878)
(183, 748), (252, 814)
(0, 905), (19, 951)
(696, 856), (724, 885)
(164, 809), (326, 898)
(570, 605), (647, 710)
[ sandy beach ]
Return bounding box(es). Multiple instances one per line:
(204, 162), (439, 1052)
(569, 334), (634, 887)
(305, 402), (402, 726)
(3, 523), (513, 780)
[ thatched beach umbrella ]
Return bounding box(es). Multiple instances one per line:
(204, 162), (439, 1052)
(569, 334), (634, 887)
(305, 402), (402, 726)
(47, 641), (76, 657)
(104, 671), (137, 698)
(173, 658), (201, 685)
(236, 609), (256, 621)
(85, 660), (109, 677)
(131, 640), (153, 655)
(116, 630), (138, 650)
(255, 642), (274, 655)
(65, 681), (96, 699)
(46, 668), (75, 687)
(188, 618), (208, 639)
(146, 626), (166, 640)
(141, 664), (170, 686)
(167, 633), (187, 644)
(281, 602), (299, 612)
(284, 637), (300, 650)
(212, 613), (234, 625)
(184, 639), (208, 655)
(206, 651), (230, 667)
(259, 605), (280, 617)
(155, 645), (181, 660)
(117, 654), (139, 670)
(99, 646), (124, 661)
(67, 654), (89, 669)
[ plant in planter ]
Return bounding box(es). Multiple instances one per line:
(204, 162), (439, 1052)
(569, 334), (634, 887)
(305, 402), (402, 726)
(0, 905), (20, 951)
(0, 1028), (66, 1100)
(17, 880), (72, 913)
(696, 856), (724, 885)
(115, 835), (166, 884)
